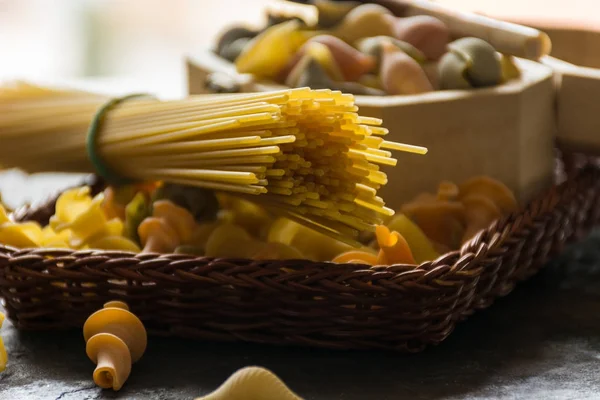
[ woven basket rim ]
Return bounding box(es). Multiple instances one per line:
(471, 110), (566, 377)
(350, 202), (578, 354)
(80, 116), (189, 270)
(1, 157), (597, 351)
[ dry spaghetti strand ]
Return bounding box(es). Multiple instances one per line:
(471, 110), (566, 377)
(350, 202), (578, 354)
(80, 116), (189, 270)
(0, 82), (427, 244)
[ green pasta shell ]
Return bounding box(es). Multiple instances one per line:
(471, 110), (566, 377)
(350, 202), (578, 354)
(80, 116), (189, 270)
(438, 37), (502, 90)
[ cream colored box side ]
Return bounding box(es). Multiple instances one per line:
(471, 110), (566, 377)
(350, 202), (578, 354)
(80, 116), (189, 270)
(541, 59), (600, 154)
(514, 23), (600, 155)
(516, 70), (556, 201)
(377, 92), (518, 207)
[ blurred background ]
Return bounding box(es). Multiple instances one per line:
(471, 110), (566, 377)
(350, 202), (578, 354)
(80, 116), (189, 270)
(0, 0), (597, 98)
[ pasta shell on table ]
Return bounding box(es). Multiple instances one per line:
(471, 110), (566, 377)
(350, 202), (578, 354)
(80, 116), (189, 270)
(196, 366), (303, 400)
(83, 301), (147, 391)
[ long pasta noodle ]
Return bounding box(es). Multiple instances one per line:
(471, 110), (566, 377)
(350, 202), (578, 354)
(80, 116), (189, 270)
(0, 81), (427, 244)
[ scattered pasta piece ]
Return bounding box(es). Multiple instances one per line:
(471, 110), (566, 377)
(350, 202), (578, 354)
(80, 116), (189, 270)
(196, 366), (302, 400)
(83, 301), (147, 391)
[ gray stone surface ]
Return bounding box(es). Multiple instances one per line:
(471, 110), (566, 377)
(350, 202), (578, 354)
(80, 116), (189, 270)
(3, 233), (600, 399)
(1, 172), (600, 399)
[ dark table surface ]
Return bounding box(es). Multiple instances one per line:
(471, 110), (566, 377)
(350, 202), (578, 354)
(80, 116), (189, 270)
(2, 173), (600, 400)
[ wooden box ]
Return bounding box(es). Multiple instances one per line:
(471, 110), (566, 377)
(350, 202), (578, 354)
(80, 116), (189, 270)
(502, 18), (600, 154)
(539, 25), (600, 154)
(186, 1), (557, 209)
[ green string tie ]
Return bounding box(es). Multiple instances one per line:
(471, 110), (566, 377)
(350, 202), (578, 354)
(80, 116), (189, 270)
(86, 93), (151, 185)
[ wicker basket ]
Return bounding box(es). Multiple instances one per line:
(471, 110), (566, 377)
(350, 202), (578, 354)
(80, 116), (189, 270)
(0, 153), (598, 352)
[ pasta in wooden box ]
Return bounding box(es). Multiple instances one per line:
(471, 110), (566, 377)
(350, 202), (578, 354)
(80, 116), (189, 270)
(187, 0), (556, 208)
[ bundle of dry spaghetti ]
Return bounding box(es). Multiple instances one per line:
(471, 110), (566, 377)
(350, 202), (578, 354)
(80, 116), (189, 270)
(0, 81), (426, 243)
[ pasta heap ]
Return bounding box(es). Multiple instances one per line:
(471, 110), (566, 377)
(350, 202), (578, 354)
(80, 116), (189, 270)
(0, 82), (426, 243)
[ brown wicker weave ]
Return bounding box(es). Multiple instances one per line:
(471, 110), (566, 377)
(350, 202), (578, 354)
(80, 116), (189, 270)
(1, 159), (599, 352)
